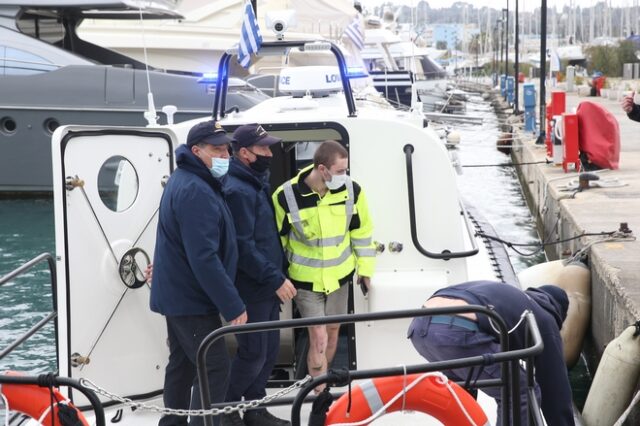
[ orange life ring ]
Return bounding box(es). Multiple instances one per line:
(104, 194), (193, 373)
(1, 371), (89, 426)
(325, 373), (489, 425)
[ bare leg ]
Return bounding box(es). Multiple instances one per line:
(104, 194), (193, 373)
(307, 325), (328, 393)
(325, 324), (341, 365)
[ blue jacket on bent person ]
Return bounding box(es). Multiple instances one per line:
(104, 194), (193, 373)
(224, 158), (286, 303)
(432, 281), (574, 426)
(150, 145), (245, 321)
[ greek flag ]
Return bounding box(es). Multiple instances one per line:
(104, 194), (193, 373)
(238, 1), (263, 68)
(343, 17), (364, 50)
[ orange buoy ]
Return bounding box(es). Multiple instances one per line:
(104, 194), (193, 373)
(325, 373), (489, 425)
(1, 371), (89, 426)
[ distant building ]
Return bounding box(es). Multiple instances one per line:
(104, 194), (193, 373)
(432, 23), (479, 50)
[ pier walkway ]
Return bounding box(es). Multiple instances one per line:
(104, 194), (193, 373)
(510, 90), (640, 362)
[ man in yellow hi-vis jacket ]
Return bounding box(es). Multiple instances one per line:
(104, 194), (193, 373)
(272, 140), (376, 391)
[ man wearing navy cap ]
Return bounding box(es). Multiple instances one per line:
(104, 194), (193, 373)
(220, 124), (296, 426)
(151, 120), (247, 426)
(408, 281), (574, 426)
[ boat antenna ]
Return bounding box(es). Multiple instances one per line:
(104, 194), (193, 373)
(138, 5), (158, 126)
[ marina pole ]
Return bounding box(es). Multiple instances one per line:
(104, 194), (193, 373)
(495, 22), (500, 85)
(501, 10), (506, 76)
(514, 0), (519, 113)
(537, 0), (548, 144)
(504, 7), (509, 76)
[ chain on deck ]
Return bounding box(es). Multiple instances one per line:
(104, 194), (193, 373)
(79, 375), (313, 417)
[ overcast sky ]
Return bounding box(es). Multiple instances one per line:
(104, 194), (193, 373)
(361, 0), (635, 13)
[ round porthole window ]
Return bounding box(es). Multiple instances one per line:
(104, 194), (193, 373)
(43, 118), (60, 135)
(97, 156), (139, 212)
(1, 117), (17, 135)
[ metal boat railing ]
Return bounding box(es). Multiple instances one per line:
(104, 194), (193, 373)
(0, 253), (57, 361)
(403, 144), (480, 260)
(0, 253), (105, 426)
(197, 305), (545, 426)
(213, 40), (358, 119)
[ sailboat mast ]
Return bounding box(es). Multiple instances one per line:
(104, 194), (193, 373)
(589, 2), (594, 42)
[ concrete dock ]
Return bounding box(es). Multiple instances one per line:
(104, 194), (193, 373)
(506, 89), (640, 371)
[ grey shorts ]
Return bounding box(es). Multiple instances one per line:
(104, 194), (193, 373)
(294, 283), (349, 318)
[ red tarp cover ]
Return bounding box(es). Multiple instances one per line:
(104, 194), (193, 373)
(576, 101), (620, 169)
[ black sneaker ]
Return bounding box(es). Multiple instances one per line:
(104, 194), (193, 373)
(243, 409), (290, 426)
(220, 412), (246, 426)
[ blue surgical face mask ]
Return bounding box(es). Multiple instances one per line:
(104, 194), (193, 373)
(209, 157), (229, 178)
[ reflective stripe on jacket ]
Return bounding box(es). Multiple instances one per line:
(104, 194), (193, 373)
(272, 165), (376, 294)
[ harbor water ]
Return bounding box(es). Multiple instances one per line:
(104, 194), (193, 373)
(0, 94), (591, 409)
(0, 198), (55, 373)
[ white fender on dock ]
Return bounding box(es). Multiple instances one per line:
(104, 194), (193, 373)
(582, 326), (640, 426)
(518, 259), (591, 368)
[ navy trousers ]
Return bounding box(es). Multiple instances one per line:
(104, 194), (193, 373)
(160, 314), (230, 426)
(226, 298), (280, 404)
(407, 316), (541, 426)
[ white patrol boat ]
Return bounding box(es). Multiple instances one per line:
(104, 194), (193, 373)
(0, 39), (588, 426)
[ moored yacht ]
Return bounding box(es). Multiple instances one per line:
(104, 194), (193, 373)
(362, 27), (451, 111)
(0, 0), (268, 193)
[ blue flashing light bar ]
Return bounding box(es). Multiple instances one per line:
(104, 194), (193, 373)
(346, 67), (368, 79)
(198, 72), (218, 83)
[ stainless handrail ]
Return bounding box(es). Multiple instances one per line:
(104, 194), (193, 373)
(403, 144), (480, 260)
(196, 305), (518, 426)
(0, 253), (106, 424)
(0, 253), (57, 360)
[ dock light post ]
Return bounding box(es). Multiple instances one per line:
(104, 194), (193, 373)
(494, 20), (502, 86)
(504, 6), (509, 77)
(500, 14), (505, 76)
(537, 0), (548, 144)
(514, 0), (520, 114)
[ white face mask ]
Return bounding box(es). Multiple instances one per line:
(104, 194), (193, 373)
(325, 172), (347, 190)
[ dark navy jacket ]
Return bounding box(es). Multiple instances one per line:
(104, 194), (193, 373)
(628, 104), (640, 122)
(224, 158), (285, 303)
(432, 281), (574, 426)
(150, 145), (245, 321)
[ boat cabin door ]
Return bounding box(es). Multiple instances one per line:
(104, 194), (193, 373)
(52, 126), (176, 405)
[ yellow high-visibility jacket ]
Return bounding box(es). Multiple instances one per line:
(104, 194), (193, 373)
(272, 165), (376, 294)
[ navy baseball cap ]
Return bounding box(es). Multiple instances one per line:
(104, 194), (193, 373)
(186, 120), (234, 147)
(232, 123), (282, 149)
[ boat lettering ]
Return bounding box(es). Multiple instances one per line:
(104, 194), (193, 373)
(280, 75), (291, 85)
(325, 74), (340, 83)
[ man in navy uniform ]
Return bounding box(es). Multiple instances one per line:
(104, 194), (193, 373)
(408, 281), (574, 426)
(221, 124), (296, 426)
(151, 120), (247, 426)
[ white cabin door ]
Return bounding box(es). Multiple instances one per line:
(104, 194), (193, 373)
(52, 127), (176, 405)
